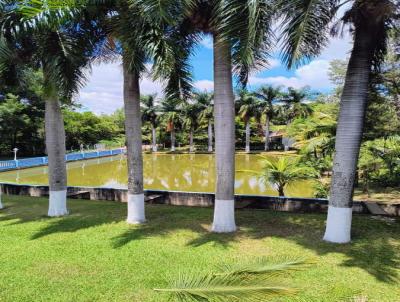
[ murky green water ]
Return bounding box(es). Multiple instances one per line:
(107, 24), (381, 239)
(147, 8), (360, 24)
(0, 154), (315, 197)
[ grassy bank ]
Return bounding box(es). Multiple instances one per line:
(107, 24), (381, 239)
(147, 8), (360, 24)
(0, 195), (399, 301)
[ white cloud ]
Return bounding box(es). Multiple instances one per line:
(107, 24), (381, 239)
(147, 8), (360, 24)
(194, 80), (214, 92)
(199, 35), (213, 49)
(248, 60), (332, 90)
(76, 61), (163, 115)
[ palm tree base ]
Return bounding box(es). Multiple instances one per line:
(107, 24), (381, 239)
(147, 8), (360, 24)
(48, 190), (68, 217)
(208, 146), (213, 152)
(211, 200), (237, 233)
(323, 206), (352, 243)
(0, 188), (3, 209)
(127, 193), (146, 224)
(245, 146), (250, 153)
(152, 146), (158, 152)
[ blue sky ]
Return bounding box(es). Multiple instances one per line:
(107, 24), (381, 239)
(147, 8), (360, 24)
(77, 34), (352, 114)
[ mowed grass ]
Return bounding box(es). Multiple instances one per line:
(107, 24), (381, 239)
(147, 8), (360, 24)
(0, 195), (399, 302)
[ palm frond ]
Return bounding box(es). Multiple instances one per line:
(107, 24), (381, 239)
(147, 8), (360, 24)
(217, 256), (313, 279)
(278, 0), (340, 68)
(155, 272), (295, 302)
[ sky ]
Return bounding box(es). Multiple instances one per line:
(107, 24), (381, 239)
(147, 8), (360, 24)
(77, 34), (352, 115)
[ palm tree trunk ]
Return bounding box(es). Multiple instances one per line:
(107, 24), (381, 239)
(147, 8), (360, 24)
(170, 127), (176, 152)
(323, 23), (377, 243)
(152, 124), (157, 152)
(0, 185), (3, 209)
(211, 34), (236, 233)
(208, 120), (213, 152)
(123, 63), (145, 224)
(245, 120), (250, 153)
(264, 115), (270, 151)
(45, 98), (68, 216)
(189, 127), (194, 152)
(278, 186), (285, 197)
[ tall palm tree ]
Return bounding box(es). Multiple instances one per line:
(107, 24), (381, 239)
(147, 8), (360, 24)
(141, 94), (159, 152)
(8, 0), (176, 224)
(159, 98), (183, 152)
(279, 0), (398, 243)
(197, 92), (214, 152)
(1, 1), (106, 217)
(182, 101), (203, 152)
(236, 90), (260, 153)
(136, 0), (276, 232)
(281, 87), (313, 123)
(0, 185), (3, 209)
(255, 85), (282, 151)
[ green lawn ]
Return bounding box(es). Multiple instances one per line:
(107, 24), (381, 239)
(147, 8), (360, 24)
(0, 195), (399, 302)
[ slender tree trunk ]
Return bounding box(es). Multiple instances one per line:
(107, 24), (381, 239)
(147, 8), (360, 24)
(189, 127), (194, 152)
(324, 24), (377, 243)
(278, 186), (285, 197)
(211, 34), (236, 233)
(264, 115), (270, 151)
(170, 127), (176, 152)
(208, 120), (213, 152)
(123, 63), (145, 224)
(45, 98), (68, 216)
(151, 124), (157, 152)
(245, 120), (250, 153)
(0, 185), (3, 209)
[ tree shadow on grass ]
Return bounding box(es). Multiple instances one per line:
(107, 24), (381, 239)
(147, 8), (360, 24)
(187, 210), (400, 284)
(111, 205), (238, 249)
(2, 195), (399, 284)
(0, 195), (125, 238)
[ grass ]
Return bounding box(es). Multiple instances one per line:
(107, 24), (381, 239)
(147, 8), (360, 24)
(354, 187), (400, 204)
(0, 195), (399, 302)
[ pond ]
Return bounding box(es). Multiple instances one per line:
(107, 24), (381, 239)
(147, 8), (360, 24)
(0, 154), (315, 197)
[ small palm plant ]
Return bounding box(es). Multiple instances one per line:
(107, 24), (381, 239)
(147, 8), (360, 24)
(243, 156), (317, 197)
(154, 257), (311, 302)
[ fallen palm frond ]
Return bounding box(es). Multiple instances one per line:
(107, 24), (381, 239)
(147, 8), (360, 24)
(154, 256), (313, 302)
(154, 272), (295, 302)
(216, 256), (313, 280)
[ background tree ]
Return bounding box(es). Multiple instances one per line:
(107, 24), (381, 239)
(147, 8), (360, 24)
(182, 101), (203, 152)
(255, 85), (282, 151)
(281, 87), (313, 124)
(141, 94), (159, 152)
(197, 92), (214, 152)
(236, 90), (260, 153)
(159, 98), (183, 152)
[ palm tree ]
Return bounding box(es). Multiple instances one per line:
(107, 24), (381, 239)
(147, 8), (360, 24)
(1, 2), (105, 217)
(144, 0), (276, 233)
(279, 0), (398, 243)
(196, 92), (214, 152)
(281, 87), (313, 123)
(159, 98), (183, 152)
(236, 90), (260, 153)
(7, 0), (172, 224)
(141, 94), (159, 152)
(154, 257), (310, 302)
(0, 185), (3, 209)
(246, 156), (317, 197)
(255, 85), (282, 151)
(182, 101), (203, 152)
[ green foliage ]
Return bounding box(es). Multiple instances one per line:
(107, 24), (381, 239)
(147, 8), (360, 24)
(359, 136), (400, 187)
(287, 101), (337, 158)
(155, 257), (311, 302)
(242, 156), (317, 196)
(63, 110), (120, 150)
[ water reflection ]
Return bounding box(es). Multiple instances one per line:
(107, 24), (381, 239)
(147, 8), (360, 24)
(0, 154), (315, 197)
